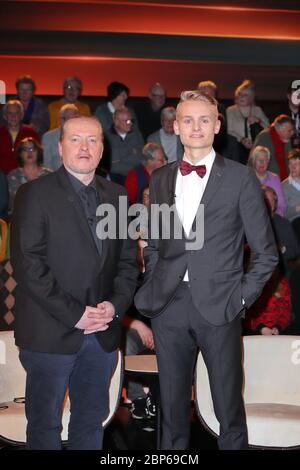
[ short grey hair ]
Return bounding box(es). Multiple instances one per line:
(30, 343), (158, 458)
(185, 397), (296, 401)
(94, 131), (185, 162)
(3, 99), (24, 119)
(161, 106), (176, 122)
(63, 76), (82, 90)
(59, 104), (80, 122)
(142, 142), (166, 161)
(248, 145), (271, 167)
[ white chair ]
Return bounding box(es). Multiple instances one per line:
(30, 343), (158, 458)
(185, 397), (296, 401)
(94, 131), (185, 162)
(0, 330), (123, 445)
(194, 335), (300, 449)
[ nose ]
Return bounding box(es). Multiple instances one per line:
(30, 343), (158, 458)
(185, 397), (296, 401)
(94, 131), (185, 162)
(80, 138), (88, 149)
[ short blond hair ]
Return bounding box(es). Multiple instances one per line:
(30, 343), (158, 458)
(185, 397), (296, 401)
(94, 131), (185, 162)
(177, 90), (218, 117)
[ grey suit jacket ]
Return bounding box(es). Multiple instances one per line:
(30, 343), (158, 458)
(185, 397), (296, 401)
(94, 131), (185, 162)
(135, 154), (278, 325)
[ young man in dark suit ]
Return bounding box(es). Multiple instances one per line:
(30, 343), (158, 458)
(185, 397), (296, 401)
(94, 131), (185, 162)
(135, 90), (278, 450)
(11, 116), (138, 449)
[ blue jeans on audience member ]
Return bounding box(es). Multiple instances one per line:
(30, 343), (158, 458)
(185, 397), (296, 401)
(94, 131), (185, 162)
(19, 334), (117, 450)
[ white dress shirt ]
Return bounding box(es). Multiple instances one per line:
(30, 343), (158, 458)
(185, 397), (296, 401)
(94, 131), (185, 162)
(175, 148), (216, 280)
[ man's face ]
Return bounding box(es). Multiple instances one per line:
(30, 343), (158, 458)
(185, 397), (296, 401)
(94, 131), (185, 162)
(17, 83), (34, 102)
(5, 104), (22, 128)
(64, 80), (80, 103)
(114, 110), (133, 134)
(276, 122), (294, 143)
(162, 117), (175, 135)
(174, 100), (220, 153)
(59, 117), (103, 176)
(288, 158), (300, 179)
(149, 86), (166, 110)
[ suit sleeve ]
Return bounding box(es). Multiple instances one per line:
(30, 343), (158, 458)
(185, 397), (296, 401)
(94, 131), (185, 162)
(239, 168), (278, 307)
(107, 190), (139, 318)
(11, 183), (85, 329)
(139, 175), (160, 283)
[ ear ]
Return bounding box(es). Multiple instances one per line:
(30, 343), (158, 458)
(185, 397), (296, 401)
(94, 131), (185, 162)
(58, 141), (63, 158)
(214, 118), (221, 135)
(173, 120), (180, 136)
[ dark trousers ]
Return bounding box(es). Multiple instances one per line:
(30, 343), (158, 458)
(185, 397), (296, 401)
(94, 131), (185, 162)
(19, 334), (117, 450)
(151, 282), (248, 450)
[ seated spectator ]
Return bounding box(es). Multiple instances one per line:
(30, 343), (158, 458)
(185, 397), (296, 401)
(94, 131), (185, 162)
(125, 143), (166, 205)
(135, 83), (167, 139)
(94, 81), (137, 133)
(0, 170), (9, 220)
(0, 100), (40, 174)
(213, 113), (240, 162)
(147, 107), (183, 163)
(253, 114), (294, 180)
(122, 189), (156, 420)
(7, 137), (51, 214)
(227, 80), (269, 164)
(42, 104), (80, 171)
(48, 76), (90, 129)
(244, 186), (292, 335)
(244, 270), (291, 335)
(105, 107), (144, 185)
(197, 80), (227, 121)
(282, 148), (300, 240)
(14, 74), (50, 137)
(262, 185), (299, 275)
(248, 145), (287, 216)
(122, 309), (156, 420)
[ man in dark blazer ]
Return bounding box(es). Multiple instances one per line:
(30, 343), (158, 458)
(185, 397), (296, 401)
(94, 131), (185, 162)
(11, 116), (138, 449)
(135, 91), (278, 450)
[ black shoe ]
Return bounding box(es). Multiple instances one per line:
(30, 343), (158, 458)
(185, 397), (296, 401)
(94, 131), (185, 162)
(130, 397), (150, 420)
(146, 393), (156, 417)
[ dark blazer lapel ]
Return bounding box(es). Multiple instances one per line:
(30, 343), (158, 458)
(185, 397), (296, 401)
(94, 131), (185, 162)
(95, 176), (112, 265)
(167, 161), (180, 206)
(56, 166), (101, 257)
(200, 153), (225, 209)
(189, 154), (225, 236)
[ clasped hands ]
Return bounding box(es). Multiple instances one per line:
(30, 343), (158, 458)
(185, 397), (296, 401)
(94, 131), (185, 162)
(75, 301), (115, 335)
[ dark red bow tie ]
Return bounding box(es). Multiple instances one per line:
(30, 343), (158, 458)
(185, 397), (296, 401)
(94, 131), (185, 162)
(179, 160), (206, 178)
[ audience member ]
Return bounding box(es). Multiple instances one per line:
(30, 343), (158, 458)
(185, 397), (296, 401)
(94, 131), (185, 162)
(253, 114), (294, 180)
(125, 143), (166, 204)
(244, 186), (292, 335)
(135, 83), (167, 139)
(248, 145), (286, 216)
(48, 76), (90, 129)
(14, 75), (50, 136)
(105, 107), (144, 185)
(282, 148), (300, 240)
(197, 80), (227, 119)
(147, 107), (183, 163)
(0, 100), (40, 174)
(7, 137), (51, 214)
(227, 80), (269, 164)
(95, 81), (137, 133)
(42, 104), (80, 170)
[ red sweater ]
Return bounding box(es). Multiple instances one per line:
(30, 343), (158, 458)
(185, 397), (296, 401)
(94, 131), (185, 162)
(0, 125), (40, 174)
